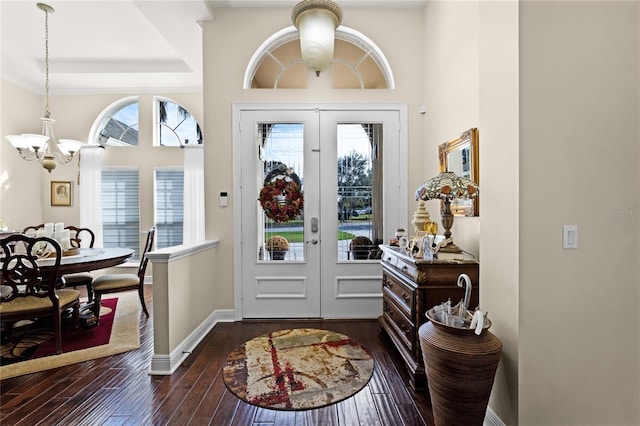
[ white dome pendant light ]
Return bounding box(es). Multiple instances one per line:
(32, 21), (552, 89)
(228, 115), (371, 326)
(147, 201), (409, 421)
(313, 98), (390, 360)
(291, 0), (343, 77)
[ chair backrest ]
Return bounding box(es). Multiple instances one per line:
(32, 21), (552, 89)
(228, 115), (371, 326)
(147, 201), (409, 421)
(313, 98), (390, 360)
(65, 226), (95, 248)
(137, 227), (156, 283)
(23, 224), (95, 248)
(1, 234), (62, 305)
(22, 224), (45, 236)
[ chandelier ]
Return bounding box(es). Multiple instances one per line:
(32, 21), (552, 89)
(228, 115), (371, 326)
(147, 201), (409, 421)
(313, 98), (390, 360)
(5, 3), (84, 173)
(291, 0), (343, 77)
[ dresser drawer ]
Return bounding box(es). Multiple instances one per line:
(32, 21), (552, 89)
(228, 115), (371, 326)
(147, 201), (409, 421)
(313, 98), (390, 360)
(382, 252), (419, 282)
(382, 272), (414, 317)
(383, 297), (414, 352)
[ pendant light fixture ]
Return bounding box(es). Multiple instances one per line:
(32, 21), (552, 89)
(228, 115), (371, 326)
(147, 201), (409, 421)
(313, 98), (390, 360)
(5, 3), (84, 173)
(291, 0), (343, 77)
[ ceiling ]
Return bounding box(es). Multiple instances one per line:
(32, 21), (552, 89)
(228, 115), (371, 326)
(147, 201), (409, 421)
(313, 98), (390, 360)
(0, 0), (426, 96)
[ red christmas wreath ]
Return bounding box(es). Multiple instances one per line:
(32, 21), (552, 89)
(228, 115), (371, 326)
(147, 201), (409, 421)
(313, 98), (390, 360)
(259, 177), (304, 223)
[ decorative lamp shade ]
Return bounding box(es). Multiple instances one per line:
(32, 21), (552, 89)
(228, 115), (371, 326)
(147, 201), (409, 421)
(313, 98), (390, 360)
(292, 0), (343, 76)
(6, 134), (49, 150)
(415, 171), (479, 202)
(59, 139), (84, 155)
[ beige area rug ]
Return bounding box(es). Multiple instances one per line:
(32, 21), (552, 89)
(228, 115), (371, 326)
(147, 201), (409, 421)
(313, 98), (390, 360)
(0, 292), (140, 380)
(223, 328), (374, 411)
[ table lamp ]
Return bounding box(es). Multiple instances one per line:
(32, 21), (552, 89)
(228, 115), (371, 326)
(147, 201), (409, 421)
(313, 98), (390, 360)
(415, 171), (479, 253)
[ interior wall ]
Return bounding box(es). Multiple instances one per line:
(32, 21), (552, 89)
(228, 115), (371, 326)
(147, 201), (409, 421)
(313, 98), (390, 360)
(519, 2), (639, 425)
(478, 1), (520, 424)
(203, 7), (426, 310)
(421, 1), (480, 255)
(423, 1), (519, 423)
(0, 81), (46, 230)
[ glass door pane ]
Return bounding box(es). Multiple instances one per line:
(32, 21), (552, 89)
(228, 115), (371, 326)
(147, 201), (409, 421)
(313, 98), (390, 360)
(336, 123), (382, 261)
(258, 123), (305, 262)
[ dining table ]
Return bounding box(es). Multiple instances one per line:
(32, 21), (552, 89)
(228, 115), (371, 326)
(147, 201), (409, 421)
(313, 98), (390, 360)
(1, 246), (134, 328)
(36, 247), (135, 276)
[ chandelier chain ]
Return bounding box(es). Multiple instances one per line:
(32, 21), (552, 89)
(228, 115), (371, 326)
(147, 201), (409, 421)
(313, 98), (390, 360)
(43, 6), (50, 118)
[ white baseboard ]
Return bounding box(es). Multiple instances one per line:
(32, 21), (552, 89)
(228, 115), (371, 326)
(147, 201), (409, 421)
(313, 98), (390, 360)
(149, 308), (234, 375)
(484, 407), (506, 426)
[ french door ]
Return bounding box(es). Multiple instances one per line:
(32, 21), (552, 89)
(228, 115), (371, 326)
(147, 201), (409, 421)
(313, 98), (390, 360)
(235, 105), (405, 319)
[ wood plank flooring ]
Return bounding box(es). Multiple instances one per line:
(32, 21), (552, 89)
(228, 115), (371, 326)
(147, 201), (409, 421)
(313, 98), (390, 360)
(1, 285), (434, 425)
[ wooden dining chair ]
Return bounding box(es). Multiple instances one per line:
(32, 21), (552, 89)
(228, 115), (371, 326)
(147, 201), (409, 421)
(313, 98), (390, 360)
(60, 226), (96, 301)
(0, 234), (80, 354)
(23, 224), (97, 301)
(91, 227), (155, 320)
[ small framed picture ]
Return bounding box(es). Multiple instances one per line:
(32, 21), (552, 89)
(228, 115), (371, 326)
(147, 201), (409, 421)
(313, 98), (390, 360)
(51, 181), (72, 206)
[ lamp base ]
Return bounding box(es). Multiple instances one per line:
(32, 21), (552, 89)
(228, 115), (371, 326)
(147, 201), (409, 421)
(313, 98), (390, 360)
(438, 241), (463, 254)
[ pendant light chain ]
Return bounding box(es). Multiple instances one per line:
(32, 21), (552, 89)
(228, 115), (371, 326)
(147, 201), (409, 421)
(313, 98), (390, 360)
(43, 5), (50, 119)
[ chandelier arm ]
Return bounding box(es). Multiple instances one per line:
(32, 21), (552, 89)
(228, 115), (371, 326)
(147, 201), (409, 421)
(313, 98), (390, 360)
(16, 148), (39, 161)
(51, 150), (75, 165)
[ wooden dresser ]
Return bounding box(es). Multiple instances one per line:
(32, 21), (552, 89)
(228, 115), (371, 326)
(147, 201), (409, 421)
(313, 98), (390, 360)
(378, 245), (479, 390)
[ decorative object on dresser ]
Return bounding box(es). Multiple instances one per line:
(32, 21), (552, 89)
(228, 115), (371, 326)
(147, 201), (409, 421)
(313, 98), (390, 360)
(410, 199), (432, 234)
(415, 170), (479, 253)
(378, 244), (479, 390)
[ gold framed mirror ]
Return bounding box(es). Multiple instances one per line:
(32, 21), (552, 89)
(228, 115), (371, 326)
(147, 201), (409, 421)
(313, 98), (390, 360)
(438, 128), (479, 216)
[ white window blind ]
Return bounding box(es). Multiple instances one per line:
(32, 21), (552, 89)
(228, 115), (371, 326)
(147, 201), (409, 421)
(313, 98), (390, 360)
(155, 169), (184, 249)
(102, 168), (140, 259)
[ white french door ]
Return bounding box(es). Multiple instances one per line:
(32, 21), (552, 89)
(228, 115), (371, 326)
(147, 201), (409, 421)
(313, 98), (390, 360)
(235, 105), (405, 319)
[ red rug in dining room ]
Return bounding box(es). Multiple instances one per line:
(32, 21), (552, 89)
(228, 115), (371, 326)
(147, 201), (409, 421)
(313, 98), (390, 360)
(223, 328), (374, 411)
(0, 292), (140, 380)
(0, 298), (119, 366)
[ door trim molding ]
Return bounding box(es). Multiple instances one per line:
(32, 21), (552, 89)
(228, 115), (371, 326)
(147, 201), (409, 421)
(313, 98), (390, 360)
(232, 103), (408, 320)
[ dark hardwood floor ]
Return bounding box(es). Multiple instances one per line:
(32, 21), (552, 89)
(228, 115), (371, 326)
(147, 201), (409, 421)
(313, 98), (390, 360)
(1, 285), (434, 425)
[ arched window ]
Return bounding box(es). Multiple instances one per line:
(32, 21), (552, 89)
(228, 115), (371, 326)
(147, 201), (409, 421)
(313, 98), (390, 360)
(155, 97), (203, 147)
(90, 97), (203, 147)
(92, 97), (139, 146)
(245, 26), (395, 90)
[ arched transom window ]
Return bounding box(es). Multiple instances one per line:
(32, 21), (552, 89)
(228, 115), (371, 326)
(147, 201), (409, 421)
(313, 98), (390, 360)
(245, 26), (395, 90)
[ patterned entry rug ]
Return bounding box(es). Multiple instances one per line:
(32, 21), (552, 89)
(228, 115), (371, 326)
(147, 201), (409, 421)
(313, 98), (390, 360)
(223, 328), (374, 411)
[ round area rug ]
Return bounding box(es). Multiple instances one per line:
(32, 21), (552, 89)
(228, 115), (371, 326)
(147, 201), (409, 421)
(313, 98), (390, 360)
(223, 328), (374, 410)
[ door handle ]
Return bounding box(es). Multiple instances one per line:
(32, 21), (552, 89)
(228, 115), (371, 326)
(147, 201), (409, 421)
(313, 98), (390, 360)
(307, 239), (318, 245)
(311, 217), (318, 233)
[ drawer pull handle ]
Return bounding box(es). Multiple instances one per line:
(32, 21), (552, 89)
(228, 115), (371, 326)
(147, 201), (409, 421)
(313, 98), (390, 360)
(402, 293), (410, 302)
(400, 324), (409, 334)
(384, 280), (393, 289)
(383, 303), (393, 316)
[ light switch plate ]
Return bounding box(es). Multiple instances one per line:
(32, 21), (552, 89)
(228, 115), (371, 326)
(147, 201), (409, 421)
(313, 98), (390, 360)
(563, 225), (578, 249)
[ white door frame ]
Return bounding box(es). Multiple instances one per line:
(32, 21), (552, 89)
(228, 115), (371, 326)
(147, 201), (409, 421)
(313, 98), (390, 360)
(232, 103), (408, 321)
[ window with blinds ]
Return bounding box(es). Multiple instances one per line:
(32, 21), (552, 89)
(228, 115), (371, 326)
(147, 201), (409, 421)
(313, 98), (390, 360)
(155, 169), (184, 249)
(102, 168), (141, 259)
